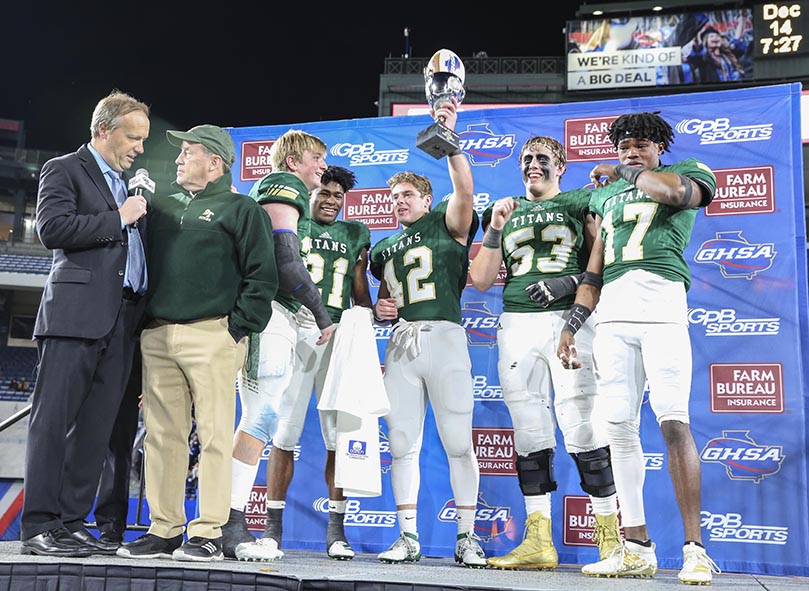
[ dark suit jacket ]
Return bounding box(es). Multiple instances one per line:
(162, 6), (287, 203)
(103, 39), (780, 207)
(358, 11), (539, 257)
(34, 144), (147, 339)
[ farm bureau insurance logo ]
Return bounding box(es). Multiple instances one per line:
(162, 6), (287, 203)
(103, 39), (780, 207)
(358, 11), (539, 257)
(564, 115), (620, 162)
(473, 427), (515, 475)
(687, 307), (780, 337)
(240, 140), (275, 181)
(674, 117), (773, 145)
(701, 511), (788, 545)
(330, 142), (409, 167)
(705, 166), (775, 217)
(457, 124), (517, 167)
(343, 187), (398, 231)
(693, 231), (776, 279)
(709, 363), (784, 413)
(700, 430), (784, 483)
(564, 495), (623, 548)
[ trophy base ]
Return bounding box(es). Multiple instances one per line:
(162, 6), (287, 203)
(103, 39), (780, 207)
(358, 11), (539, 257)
(416, 122), (460, 160)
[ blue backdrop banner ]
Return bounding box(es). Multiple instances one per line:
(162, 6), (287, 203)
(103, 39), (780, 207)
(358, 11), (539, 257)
(225, 83), (808, 576)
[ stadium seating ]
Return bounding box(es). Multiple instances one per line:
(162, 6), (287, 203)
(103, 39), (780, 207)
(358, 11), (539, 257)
(0, 254), (50, 275)
(0, 346), (37, 402)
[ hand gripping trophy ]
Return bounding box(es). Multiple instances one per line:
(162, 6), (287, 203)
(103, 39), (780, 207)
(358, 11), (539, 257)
(415, 49), (466, 159)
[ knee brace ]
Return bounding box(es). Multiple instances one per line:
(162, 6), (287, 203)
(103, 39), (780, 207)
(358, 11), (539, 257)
(572, 446), (616, 498)
(516, 449), (557, 495)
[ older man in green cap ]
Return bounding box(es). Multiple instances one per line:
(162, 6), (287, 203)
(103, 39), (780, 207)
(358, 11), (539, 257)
(117, 124), (278, 562)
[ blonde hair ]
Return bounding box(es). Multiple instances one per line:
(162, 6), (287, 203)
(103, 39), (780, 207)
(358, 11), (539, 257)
(90, 90), (149, 139)
(270, 129), (327, 171)
(387, 171), (432, 197)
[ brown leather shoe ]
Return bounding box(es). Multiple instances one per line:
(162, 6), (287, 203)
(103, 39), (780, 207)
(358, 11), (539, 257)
(21, 527), (94, 557)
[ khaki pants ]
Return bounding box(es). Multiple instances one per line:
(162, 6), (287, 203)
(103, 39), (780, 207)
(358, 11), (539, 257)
(141, 316), (246, 539)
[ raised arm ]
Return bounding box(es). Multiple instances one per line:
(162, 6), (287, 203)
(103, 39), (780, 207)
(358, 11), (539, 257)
(435, 99), (475, 243)
(589, 163), (710, 209)
(469, 197), (517, 291)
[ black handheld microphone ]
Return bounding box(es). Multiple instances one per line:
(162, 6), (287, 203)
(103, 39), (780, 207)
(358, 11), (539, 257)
(127, 168), (155, 228)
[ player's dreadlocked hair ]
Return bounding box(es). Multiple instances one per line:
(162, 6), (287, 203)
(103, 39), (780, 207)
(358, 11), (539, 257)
(608, 111), (675, 152)
(321, 165), (357, 193)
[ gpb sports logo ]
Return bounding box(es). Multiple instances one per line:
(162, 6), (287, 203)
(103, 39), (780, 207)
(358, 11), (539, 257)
(437, 492), (512, 543)
(700, 430), (784, 482)
(702, 511), (788, 544)
(674, 118), (773, 145)
(644, 453), (664, 470)
(312, 497), (397, 528)
(457, 124), (517, 167)
(472, 375), (503, 401)
(440, 191), (493, 216)
(330, 142), (408, 167)
(473, 193), (493, 215)
(694, 231), (776, 279)
(688, 307), (780, 337)
(461, 302), (499, 347)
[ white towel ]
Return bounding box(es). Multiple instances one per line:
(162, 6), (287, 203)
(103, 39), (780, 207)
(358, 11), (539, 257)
(319, 307), (389, 496)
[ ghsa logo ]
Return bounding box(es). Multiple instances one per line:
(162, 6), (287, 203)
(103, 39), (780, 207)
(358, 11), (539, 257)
(461, 302), (499, 347)
(458, 124), (517, 167)
(437, 492), (512, 543)
(700, 430), (784, 483)
(378, 424), (392, 474)
(694, 231), (776, 279)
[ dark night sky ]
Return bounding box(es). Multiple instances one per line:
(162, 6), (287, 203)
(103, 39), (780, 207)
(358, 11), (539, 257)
(0, 3), (608, 156)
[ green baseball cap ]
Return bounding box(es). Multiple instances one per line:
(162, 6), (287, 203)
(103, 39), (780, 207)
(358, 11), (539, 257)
(166, 124), (236, 166)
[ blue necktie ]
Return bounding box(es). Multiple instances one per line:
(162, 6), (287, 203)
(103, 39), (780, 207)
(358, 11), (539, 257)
(109, 172), (147, 293)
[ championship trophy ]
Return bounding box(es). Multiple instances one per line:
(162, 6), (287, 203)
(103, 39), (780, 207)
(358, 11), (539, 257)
(416, 49), (466, 159)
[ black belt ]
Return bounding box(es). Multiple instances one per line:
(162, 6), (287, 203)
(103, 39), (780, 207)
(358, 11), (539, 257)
(122, 287), (142, 302)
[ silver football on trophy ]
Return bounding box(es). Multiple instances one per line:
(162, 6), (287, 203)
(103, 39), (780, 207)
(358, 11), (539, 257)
(416, 49), (466, 159)
(424, 49), (466, 112)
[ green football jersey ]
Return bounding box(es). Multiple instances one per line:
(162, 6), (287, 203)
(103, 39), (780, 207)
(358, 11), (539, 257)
(370, 200), (480, 324)
(305, 219), (371, 323)
(249, 171), (311, 312)
(589, 158), (716, 290)
(482, 190), (592, 313)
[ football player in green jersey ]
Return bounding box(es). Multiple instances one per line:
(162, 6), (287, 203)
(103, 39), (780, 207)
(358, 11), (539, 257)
(370, 97), (486, 568)
(555, 112), (720, 584)
(224, 130), (336, 562)
(469, 136), (620, 570)
(264, 165), (372, 561)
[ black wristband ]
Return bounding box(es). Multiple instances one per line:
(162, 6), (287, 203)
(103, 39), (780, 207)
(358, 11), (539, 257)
(580, 271), (603, 290)
(482, 227), (503, 249)
(562, 303), (592, 336)
(615, 164), (644, 185)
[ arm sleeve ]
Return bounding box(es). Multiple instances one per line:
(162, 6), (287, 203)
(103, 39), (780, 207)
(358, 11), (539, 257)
(274, 230), (333, 330)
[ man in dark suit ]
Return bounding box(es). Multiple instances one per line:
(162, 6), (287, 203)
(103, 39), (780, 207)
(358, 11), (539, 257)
(20, 90), (151, 557)
(92, 344), (143, 546)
